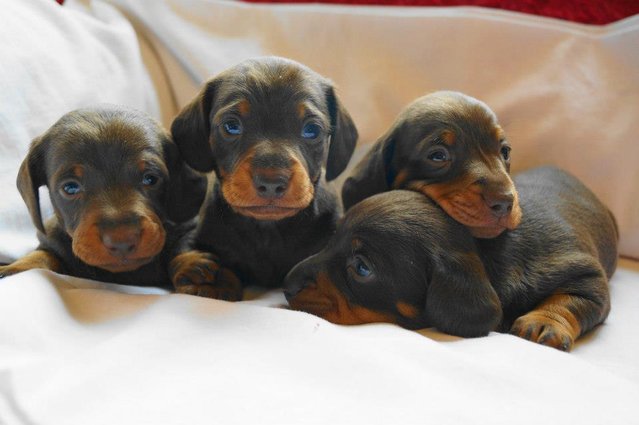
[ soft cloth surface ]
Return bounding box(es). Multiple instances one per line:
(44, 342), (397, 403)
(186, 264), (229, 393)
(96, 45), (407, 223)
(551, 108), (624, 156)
(1, 265), (639, 424)
(0, 264), (639, 425)
(106, 0), (639, 259)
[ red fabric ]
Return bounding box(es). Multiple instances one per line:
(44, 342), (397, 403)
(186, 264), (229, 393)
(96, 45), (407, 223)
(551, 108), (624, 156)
(242, 0), (639, 25)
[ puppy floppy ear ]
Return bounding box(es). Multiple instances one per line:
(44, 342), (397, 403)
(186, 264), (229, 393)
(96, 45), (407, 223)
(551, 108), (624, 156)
(425, 253), (502, 337)
(325, 86), (358, 181)
(162, 135), (208, 223)
(341, 133), (396, 211)
(170, 78), (220, 173)
(17, 136), (49, 233)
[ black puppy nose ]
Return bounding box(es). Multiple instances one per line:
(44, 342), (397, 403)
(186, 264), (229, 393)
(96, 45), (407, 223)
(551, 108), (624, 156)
(485, 192), (514, 218)
(101, 227), (141, 257)
(253, 173), (289, 199)
(283, 259), (317, 300)
(283, 283), (307, 300)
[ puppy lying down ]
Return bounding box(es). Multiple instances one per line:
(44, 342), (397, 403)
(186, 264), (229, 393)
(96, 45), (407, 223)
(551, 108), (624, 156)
(285, 167), (618, 351)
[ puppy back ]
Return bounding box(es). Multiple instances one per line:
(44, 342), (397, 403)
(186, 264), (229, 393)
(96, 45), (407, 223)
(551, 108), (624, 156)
(514, 166), (618, 278)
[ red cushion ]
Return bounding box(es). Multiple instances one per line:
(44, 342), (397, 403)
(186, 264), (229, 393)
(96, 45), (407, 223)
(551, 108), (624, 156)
(241, 0), (639, 25)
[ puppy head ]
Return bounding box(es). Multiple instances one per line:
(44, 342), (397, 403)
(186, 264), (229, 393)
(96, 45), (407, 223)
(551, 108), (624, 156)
(284, 190), (502, 336)
(342, 91), (521, 238)
(171, 56), (358, 221)
(17, 106), (206, 273)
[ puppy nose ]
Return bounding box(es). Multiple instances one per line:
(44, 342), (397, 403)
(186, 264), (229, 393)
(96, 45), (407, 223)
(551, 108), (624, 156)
(283, 279), (313, 300)
(253, 173), (289, 199)
(283, 260), (317, 300)
(101, 227), (141, 257)
(485, 192), (514, 217)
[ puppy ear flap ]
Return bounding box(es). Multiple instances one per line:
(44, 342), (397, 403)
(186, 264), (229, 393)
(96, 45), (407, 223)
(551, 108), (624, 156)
(16, 136), (48, 233)
(170, 78), (219, 173)
(325, 85), (358, 181)
(341, 133), (396, 211)
(425, 253), (502, 338)
(162, 135), (208, 223)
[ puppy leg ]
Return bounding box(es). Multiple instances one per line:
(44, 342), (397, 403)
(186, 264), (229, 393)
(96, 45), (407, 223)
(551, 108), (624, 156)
(0, 250), (63, 278)
(169, 250), (243, 301)
(510, 273), (610, 351)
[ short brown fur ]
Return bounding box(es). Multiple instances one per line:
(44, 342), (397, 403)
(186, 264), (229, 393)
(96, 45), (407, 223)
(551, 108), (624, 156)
(287, 167), (618, 351)
(342, 91), (522, 238)
(0, 106), (206, 287)
(170, 57), (358, 299)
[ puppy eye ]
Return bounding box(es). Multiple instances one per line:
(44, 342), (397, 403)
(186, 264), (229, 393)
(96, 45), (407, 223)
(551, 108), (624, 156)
(500, 145), (511, 161)
(301, 122), (321, 140)
(222, 119), (243, 136)
(427, 149), (449, 162)
(142, 173), (160, 186)
(355, 259), (371, 277)
(348, 255), (375, 283)
(60, 181), (82, 197)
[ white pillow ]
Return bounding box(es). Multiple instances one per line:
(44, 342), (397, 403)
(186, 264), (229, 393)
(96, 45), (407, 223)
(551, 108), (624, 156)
(0, 0), (160, 261)
(107, 0), (639, 258)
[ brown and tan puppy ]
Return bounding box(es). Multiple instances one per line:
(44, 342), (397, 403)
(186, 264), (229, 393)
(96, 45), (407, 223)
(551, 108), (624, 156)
(286, 167), (618, 351)
(170, 57), (358, 300)
(0, 106), (206, 287)
(342, 91), (521, 238)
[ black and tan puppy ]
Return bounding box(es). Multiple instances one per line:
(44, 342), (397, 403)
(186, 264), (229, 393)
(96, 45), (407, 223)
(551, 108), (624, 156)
(0, 106), (206, 287)
(170, 57), (358, 300)
(342, 91), (521, 238)
(285, 167), (618, 351)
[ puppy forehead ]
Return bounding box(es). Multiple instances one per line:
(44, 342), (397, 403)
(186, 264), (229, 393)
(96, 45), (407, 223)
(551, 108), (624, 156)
(404, 92), (502, 146)
(48, 123), (164, 174)
(343, 193), (431, 242)
(217, 61), (328, 113)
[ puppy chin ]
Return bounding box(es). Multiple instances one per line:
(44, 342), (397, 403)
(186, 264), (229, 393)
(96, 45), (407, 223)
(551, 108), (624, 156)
(94, 257), (155, 273)
(72, 230), (165, 273)
(288, 297), (335, 318)
(469, 211), (522, 238)
(469, 225), (507, 239)
(232, 205), (303, 221)
(221, 165), (315, 221)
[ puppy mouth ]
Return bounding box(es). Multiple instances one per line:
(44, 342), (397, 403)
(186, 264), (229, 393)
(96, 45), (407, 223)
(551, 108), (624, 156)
(469, 224), (508, 238)
(233, 204), (303, 221)
(221, 151), (316, 221)
(409, 179), (522, 238)
(418, 190), (521, 238)
(448, 205), (519, 238)
(96, 256), (155, 273)
(288, 297), (335, 317)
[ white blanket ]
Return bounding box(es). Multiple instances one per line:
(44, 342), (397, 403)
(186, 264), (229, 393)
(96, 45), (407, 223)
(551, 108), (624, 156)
(1, 266), (639, 424)
(1, 1), (639, 424)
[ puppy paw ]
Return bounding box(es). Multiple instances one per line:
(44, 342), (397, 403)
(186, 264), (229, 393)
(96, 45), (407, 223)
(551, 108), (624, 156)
(170, 251), (243, 301)
(0, 251), (62, 279)
(510, 311), (575, 351)
(0, 263), (24, 279)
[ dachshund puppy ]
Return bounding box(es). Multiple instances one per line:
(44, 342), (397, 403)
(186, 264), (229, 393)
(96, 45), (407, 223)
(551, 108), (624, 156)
(286, 167), (618, 351)
(170, 57), (358, 300)
(342, 91), (522, 238)
(0, 106), (206, 287)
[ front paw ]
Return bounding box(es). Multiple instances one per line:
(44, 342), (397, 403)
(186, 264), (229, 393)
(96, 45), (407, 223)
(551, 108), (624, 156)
(0, 251), (62, 278)
(0, 263), (27, 278)
(170, 251), (243, 301)
(510, 311), (575, 351)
